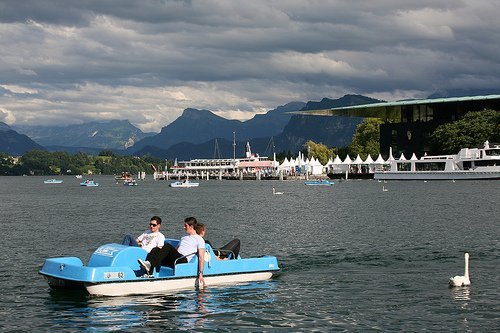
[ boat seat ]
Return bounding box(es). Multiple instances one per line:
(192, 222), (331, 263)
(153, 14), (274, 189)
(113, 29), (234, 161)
(158, 266), (174, 277)
(164, 238), (180, 248)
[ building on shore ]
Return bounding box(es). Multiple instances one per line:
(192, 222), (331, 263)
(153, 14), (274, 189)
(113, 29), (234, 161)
(296, 94), (500, 158)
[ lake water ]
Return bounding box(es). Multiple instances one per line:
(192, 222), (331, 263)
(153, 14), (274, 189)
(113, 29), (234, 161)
(0, 176), (498, 332)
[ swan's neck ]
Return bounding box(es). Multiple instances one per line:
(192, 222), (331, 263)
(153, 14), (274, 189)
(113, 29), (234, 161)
(464, 255), (469, 279)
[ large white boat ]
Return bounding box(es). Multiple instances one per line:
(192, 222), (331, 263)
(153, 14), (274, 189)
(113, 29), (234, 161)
(374, 141), (500, 180)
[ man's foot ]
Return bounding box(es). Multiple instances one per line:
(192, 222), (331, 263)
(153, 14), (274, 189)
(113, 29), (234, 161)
(138, 259), (151, 272)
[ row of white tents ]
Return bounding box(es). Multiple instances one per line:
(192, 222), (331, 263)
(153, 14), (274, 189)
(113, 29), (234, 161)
(278, 150), (417, 175)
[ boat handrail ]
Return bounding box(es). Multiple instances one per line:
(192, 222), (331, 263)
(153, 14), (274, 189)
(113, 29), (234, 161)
(214, 248), (236, 259)
(173, 252), (197, 267)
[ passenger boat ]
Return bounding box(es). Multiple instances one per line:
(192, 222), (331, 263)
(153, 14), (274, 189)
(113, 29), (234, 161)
(304, 179), (334, 186)
(80, 180), (99, 186)
(39, 239), (280, 296)
(170, 180), (200, 188)
(375, 141), (500, 180)
(44, 179), (63, 184)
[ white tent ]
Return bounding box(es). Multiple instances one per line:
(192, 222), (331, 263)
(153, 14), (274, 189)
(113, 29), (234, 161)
(279, 158), (291, 172)
(410, 153), (419, 161)
(330, 155), (343, 173)
(352, 154), (364, 173)
(399, 153), (407, 161)
(339, 154), (352, 173)
(352, 154), (364, 164)
(309, 157), (324, 175)
(342, 155), (352, 164)
(364, 154), (375, 173)
(373, 154), (387, 172)
(374, 154), (385, 164)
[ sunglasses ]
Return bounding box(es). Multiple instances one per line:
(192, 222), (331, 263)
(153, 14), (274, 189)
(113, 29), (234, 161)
(150, 223), (158, 227)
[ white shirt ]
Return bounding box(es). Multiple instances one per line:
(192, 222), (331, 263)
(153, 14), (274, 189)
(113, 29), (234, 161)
(177, 234), (205, 262)
(137, 230), (165, 253)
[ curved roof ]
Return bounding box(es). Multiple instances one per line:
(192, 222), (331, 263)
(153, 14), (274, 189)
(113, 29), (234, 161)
(293, 94), (500, 121)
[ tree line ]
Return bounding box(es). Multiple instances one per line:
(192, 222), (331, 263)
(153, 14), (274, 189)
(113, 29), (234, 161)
(0, 150), (166, 176)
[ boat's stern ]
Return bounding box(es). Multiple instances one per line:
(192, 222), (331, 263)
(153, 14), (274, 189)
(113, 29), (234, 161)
(39, 244), (149, 290)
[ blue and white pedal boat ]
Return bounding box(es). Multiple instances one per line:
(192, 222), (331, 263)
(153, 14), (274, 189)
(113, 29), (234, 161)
(39, 239), (280, 296)
(304, 179), (334, 186)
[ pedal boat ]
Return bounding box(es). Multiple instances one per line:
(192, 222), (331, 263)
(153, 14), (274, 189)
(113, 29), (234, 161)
(39, 239), (280, 296)
(80, 180), (99, 186)
(304, 179), (334, 186)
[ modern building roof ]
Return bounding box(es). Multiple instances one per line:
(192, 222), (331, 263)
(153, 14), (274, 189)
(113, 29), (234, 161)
(294, 94), (500, 120)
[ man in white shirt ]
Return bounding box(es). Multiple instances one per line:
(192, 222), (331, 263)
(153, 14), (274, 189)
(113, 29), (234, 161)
(122, 216), (165, 253)
(138, 217), (205, 286)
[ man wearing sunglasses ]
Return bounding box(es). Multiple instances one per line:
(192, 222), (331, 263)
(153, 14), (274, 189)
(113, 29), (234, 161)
(121, 216), (165, 253)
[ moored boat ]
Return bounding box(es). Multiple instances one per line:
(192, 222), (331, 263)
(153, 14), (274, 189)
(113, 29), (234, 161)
(170, 180), (199, 188)
(44, 179), (63, 184)
(39, 239), (280, 296)
(375, 141), (500, 180)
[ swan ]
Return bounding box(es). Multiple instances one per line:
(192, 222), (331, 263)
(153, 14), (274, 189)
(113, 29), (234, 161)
(272, 187), (284, 195)
(382, 186), (388, 192)
(449, 253), (470, 287)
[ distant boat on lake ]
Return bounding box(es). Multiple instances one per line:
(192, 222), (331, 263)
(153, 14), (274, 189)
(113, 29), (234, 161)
(169, 180), (199, 188)
(44, 179), (63, 184)
(80, 179), (99, 187)
(304, 179), (334, 186)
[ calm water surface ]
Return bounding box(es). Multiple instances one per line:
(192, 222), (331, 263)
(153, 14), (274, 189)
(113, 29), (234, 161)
(0, 176), (498, 332)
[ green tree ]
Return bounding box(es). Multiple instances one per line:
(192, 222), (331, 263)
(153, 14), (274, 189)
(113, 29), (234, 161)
(348, 118), (383, 159)
(431, 110), (500, 154)
(302, 140), (335, 165)
(20, 150), (54, 175)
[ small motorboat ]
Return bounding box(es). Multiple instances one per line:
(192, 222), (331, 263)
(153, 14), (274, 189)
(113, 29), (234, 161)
(75, 175), (83, 179)
(80, 180), (99, 187)
(304, 179), (334, 186)
(123, 179), (138, 186)
(44, 179), (63, 184)
(39, 239), (280, 296)
(169, 180), (199, 188)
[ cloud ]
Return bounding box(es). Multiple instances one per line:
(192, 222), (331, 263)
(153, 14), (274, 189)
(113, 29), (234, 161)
(0, 0), (499, 131)
(0, 107), (16, 124)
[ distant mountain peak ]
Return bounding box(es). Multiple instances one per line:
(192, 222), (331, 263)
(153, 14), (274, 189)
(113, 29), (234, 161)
(0, 122), (11, 131)
(180, 108), (224, 120)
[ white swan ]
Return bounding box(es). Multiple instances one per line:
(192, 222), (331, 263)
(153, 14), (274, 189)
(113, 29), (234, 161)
(272, 187), (283, 195)
(449, 253), (470, 287)
(382, 186), (388, 192)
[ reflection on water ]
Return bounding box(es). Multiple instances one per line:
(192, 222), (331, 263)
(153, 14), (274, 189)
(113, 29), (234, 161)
(450, 286), (471, 312)
(45, 281), (278, 331)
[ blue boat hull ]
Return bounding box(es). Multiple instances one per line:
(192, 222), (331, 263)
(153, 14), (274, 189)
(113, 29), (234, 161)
(40, 240), (280, 296)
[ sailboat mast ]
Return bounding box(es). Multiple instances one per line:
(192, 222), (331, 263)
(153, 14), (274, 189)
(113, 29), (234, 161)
(233, 131), (236, 161)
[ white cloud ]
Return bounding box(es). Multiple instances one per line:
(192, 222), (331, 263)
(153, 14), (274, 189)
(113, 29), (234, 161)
(0, 107), (16, 124)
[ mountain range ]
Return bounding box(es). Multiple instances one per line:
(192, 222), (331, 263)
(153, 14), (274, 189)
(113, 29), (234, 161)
(133, 94), (382, 159)
(0, 122), (45, 156)
(13, 120), (154, 150)
(0, 94), (383, 157)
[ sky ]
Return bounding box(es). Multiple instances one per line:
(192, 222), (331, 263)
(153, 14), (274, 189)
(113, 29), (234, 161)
(1, 0), (499, 132)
